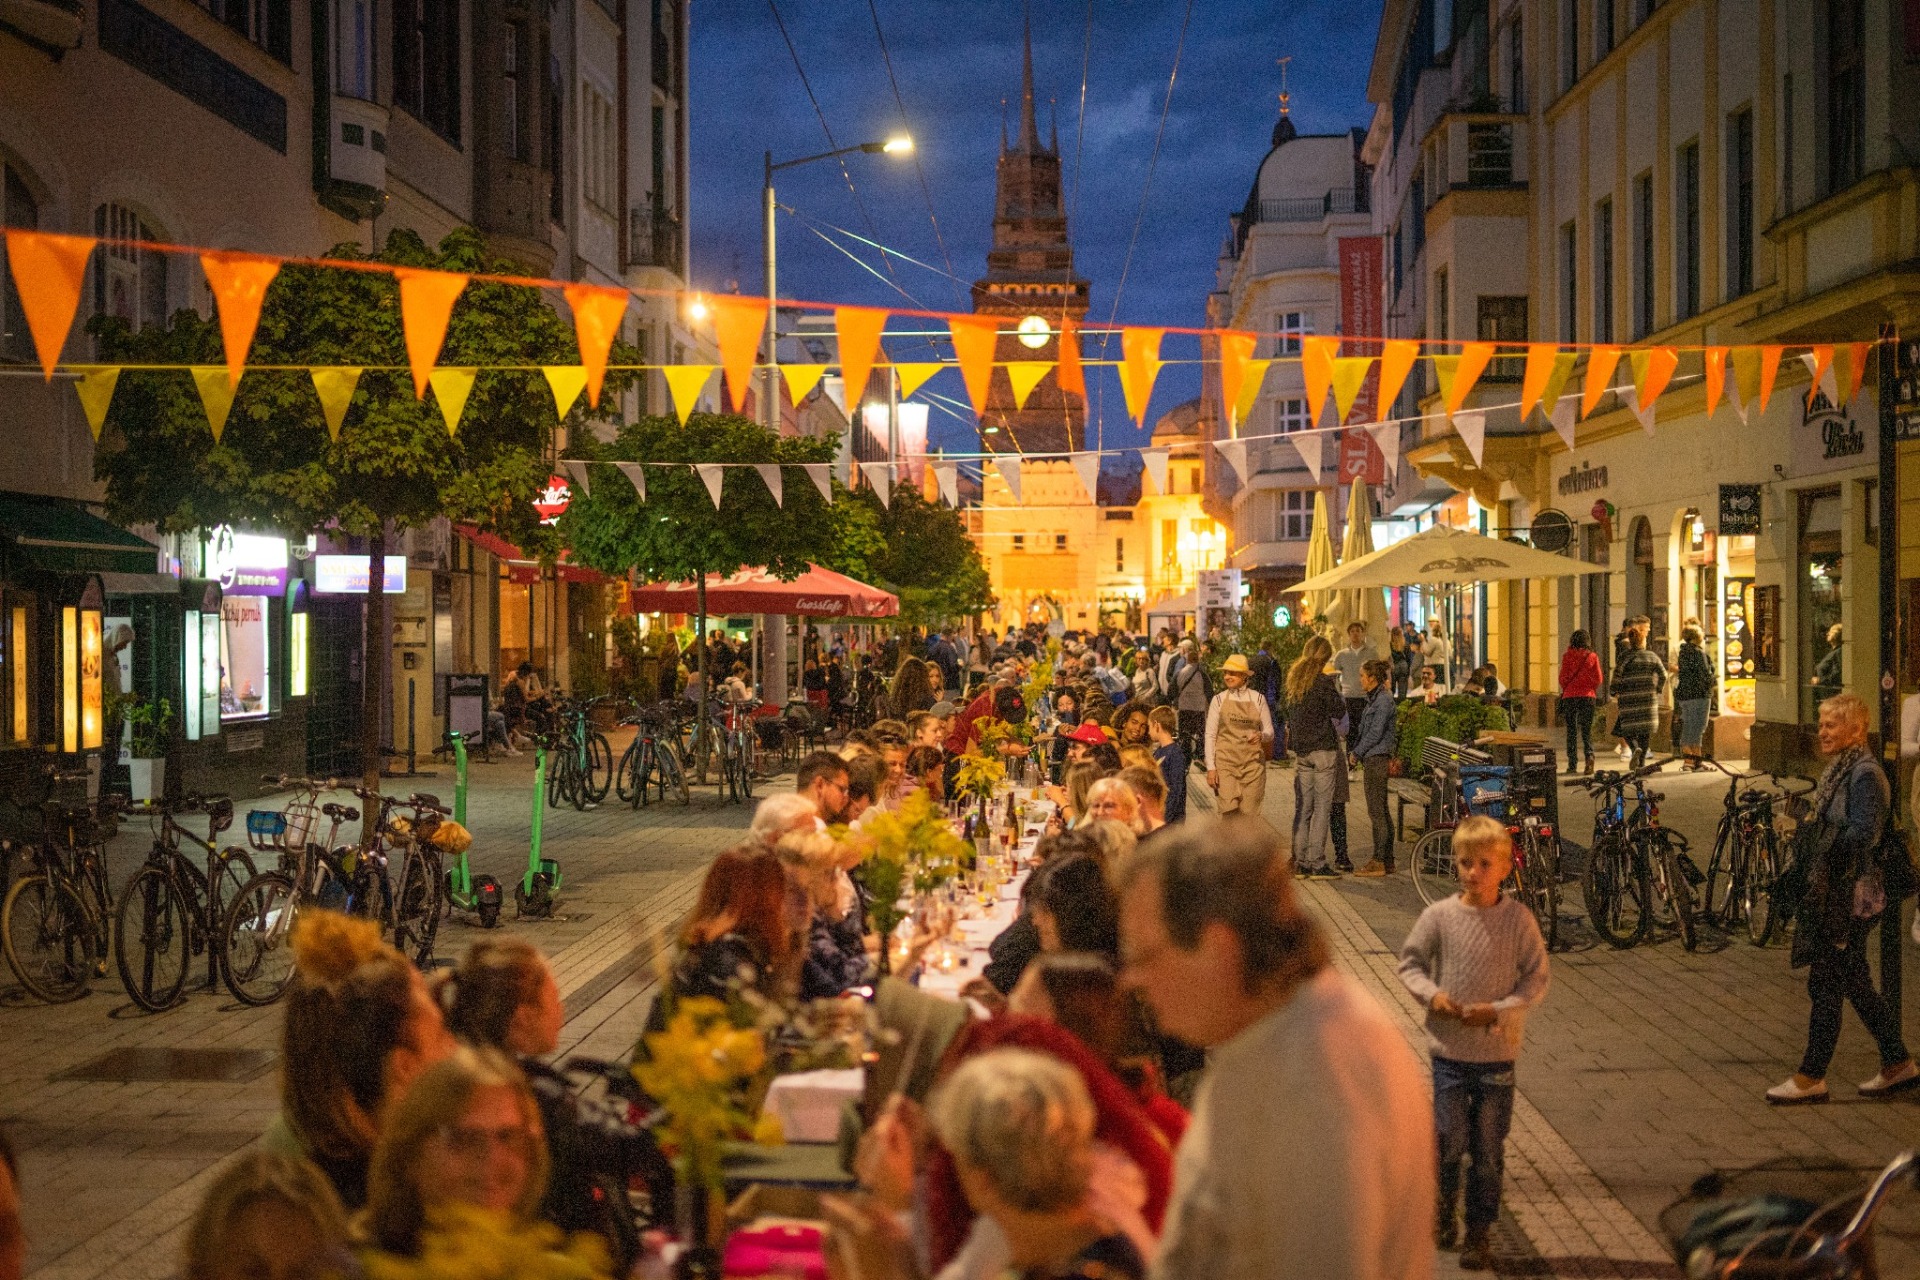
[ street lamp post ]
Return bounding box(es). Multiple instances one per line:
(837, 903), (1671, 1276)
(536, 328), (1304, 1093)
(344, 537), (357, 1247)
(762, 135), (913, 435)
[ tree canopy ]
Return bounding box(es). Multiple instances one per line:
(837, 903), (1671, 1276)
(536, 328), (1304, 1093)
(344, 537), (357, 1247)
(839, 487), (994, 626)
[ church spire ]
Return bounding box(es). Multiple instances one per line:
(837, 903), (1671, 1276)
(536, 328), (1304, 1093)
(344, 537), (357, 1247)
(1016, 5), (1039, 153)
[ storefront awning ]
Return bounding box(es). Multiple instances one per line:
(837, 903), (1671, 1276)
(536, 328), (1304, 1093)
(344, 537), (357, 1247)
(100, 571), (183, 595)
(0, 492), (157, 576)
(454, 524), (611, 586)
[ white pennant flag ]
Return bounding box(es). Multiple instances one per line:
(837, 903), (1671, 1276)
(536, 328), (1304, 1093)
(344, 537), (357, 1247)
(861, 461), (893, 508)
(1630, 394), (1657, 435)
(1548, 399), (1578, 452)
(1290, 431), (1325, 484)
(695, 463), (726, 508)
(1366, 424), (1401, 480)
(1215, 438), (1251, 486)
(933, 460), (959, 507)
(1455, 411), (1487, 466)
(562, 459), (591, 497)
(1726, 371), (1751, 425)
(995, 456), (1023, 504)
(801, 462), (833, 504)
(1140, 447), (1169, 495)
(1069, 452), (1103, 502)
(753, 463), (783, 507)
(1800, 351), (1839, 408)
(615, 462), (646, 501)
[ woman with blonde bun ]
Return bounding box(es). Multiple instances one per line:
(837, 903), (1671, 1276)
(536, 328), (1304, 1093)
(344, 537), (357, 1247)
(263, 912), (454, 1209)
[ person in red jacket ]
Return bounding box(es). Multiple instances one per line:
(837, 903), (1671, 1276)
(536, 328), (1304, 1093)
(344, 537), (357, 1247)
(1558, 630), (1603, 775)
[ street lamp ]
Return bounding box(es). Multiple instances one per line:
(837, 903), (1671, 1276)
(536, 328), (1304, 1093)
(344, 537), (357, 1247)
(762, 134), (915, 433)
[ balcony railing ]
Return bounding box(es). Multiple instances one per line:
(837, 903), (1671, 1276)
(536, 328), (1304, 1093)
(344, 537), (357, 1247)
(628, 206), (683, 275)
(1233, 187), (1369, 256)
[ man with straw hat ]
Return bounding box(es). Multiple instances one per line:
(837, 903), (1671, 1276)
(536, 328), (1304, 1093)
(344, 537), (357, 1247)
(1207, 653), (1275, 817)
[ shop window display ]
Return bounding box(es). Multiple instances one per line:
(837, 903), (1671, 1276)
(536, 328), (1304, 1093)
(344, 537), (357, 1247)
(220, 595), (271, 720)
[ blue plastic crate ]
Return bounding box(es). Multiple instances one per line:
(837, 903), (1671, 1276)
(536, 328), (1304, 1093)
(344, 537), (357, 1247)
(1458, 764), (1514, 818)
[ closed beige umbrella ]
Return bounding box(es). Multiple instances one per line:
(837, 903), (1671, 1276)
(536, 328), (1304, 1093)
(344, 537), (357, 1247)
(1299, 489), (1337, 626)
(1337, 476), (1389, 643)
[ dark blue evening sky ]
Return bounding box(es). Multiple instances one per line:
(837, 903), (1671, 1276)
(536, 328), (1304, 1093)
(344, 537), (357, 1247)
(688, 0), (1382, 457)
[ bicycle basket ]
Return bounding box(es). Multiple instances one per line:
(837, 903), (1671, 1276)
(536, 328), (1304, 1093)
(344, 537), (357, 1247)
(429, 819), (473, 855)
(1459, 764), (1514, 819)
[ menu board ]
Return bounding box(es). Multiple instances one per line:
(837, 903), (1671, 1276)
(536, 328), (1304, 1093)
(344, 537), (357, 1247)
(1721, 577), (1756, 715)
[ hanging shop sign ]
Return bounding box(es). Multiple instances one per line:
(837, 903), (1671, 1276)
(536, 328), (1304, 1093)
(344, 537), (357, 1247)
(1718, 484), (1762, 537)
(533, 475), (572, 525)
(313, 554), (407, 594)
(1792, 389), (1876, 476)
(207, 528), (290, 596)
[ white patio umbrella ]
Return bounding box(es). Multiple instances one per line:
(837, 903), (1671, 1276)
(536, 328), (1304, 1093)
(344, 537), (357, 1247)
(1335, 476), (1389, 643)
(1299, 489), (1338, 626)
(1287, 523), (1606, 594)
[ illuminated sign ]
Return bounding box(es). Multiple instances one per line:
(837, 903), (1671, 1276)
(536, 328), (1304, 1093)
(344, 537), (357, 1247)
(533, 475), (572, 525)
(208, 528), (291, 595)
(313, 555), (407, 594)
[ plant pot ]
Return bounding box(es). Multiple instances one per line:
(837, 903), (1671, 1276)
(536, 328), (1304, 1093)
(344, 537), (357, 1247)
(129, 758), (165, 804)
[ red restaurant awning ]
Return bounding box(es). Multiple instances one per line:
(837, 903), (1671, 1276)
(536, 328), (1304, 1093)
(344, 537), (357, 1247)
(454, 525), (610, 586)
(625, 564), (899, 618)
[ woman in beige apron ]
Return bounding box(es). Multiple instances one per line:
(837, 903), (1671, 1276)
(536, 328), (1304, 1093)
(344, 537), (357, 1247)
(1206, 653), (1274, 817)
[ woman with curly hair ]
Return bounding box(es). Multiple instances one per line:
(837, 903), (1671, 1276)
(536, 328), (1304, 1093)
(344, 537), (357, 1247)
(887, 657), (938, 720)
(265, 912), (455, 1209)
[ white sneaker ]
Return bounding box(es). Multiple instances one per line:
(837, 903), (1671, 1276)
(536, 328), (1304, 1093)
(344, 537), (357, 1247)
(1764, 1076), (1829, 1105)
(1859, 1062), (1920, 1097)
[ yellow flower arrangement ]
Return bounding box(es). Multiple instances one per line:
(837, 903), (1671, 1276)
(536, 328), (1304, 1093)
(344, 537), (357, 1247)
(633, 996), (767, 1195)
(1022, 661), (1055, 716)
(360, 1203), (610, 1280)
(952, 752), (1006, 804)
(844, 790), (969, 961)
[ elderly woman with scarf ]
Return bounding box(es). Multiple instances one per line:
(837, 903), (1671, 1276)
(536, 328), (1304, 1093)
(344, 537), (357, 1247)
(1766, 693), (1919, 1104)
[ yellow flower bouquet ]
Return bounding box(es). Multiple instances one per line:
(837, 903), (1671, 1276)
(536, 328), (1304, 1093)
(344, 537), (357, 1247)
(633, 996), (767, 1196)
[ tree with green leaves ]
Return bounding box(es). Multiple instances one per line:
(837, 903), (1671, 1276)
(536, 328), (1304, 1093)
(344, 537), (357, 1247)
(836, 487), (994, 627)
(562, 412), (846, 768)
(91, 225), (629, 813)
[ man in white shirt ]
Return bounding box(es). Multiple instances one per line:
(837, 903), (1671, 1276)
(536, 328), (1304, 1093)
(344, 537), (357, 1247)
(1117, 820), (1435, 1280)
(1331, 622), (1377, 751)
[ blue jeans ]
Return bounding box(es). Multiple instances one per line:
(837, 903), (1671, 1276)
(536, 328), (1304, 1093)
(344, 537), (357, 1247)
(1433, 1056), (1516, 1233)
(1291, 750), (1338, 870)
(1677, 698), (1710, 750)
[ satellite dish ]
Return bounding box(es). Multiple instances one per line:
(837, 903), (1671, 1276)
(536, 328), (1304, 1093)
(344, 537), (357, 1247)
(1530, 508), (1574, 554)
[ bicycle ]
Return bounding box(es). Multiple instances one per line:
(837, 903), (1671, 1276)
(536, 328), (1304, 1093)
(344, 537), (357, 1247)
(1664, 1148), (1918, 1277)
(544, 697), (614, 811)
(113, 794), (257, 1012)
(615, 702), (691, 808)
(712, 703), (757, 804)
(1700, 761), (1811, 947)
(1571, 760), (1698, 949)
(1409, 764), (1476, 905)
(221, 778), (367, 1005)
(1419, 778), (1564, 948)
(368, 789), (450, 966)
(1, 792), (117, 1003)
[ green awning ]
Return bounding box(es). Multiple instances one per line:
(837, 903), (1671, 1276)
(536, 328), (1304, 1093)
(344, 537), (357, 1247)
(0, 491), (157, 576)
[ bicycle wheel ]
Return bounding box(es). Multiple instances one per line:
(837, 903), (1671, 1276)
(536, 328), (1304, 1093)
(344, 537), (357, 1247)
(1519, 832), (1561, 951)
(659, 740), (690, 805)
(615, 737), (641, 805)
(2, 874), (97, 1002)
(114, 865), (192, 1011)
(1651, 842), (1697, 950)
(392, 850), (442, 968)
(735, 731), (756, 800)
(1410, 829), (1458, 906)
(1743, 833), (1778, 946)
(221, 870), (299, 1005)
(1584, 836), (1651, 948)
(584, 732), (614, 803)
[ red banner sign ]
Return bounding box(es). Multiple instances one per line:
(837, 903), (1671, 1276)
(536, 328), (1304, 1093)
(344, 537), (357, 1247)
(1338, 236), (1383, 426)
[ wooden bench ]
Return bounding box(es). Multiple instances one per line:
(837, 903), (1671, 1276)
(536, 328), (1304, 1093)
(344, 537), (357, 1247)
(1388, 777), (1432, 841)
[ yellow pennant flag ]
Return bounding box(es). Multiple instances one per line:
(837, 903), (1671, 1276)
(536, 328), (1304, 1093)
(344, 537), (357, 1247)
(892, 363), (942, 399)
(191, 367), (239, 442)
(1375, 340), (1419, 419)
(1119, 327), (1165, 427)
(1630, 346), (1679, 410)
(1428, 356), (1458, 416)
(73, 367), (121, 441)
(1216, 331), (1258, 429)
(1300, 335), (1336, 425)
(1729, 346), (1763, 418)
(1006, 362), (1052, 410)
(1539, 351), (1579, 419)
(427, 368), (476, 436)
(1233, 359), (1271, 431)
(664, 365), (716, 426)
(1329, 356), (1374, 424)
(1518, 345), (1560, 423)
(2, 229), (95, 380)
(200, 251), (280, 386)
(310, 367), (362, 441)
(1580, 345), (1623, 419)
(1702, 347), (1729, 420)
(394, 268), (469, 398)
(543, 366), (589, 419)
(780, 363), (828, 406)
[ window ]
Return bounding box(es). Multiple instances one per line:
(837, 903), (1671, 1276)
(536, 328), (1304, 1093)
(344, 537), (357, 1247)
(1559, 222), (1579, 343)
(1560, 0), (1579, 91)
(1594, 198), (1615, 342)
(219, 595), (270, 721)
(2, 162), (40, 363)
(1274, 311), (1311, 356)
(1507, 16), (1525, 112)
(1276, 398), (1312, 434)
(334, 0), (374, 98)
(1632, 171), (1655, 339)
(503, 23), (525, 161)
(1161, 519), (1177, 569)
(1675, 140), (1700, 319)
(93, 203), (169, 333)
(1279, 491), (1311, 541)
(1054, 533), (1067, 553)
(1477, 296), (1529, 380)
(1597, 0), (1615, 54)
(580, 81), (617, 213)
(1632, 0), (1659, 24)
(546, 49), (564, 219)
(1782, 73), (1795, 213)
(3, 599), (32, 745)
(193, 0), (291, 61)
(1726, 109), (1754, 298)
(1751, 584), (1781, 676)
(1433, 269), (1449, 341)
(1012, 534), (1025, 552)
(394, 0), (461, 143)
(1114, 538), (1125, 572)
(1825, 0), (1865, 194)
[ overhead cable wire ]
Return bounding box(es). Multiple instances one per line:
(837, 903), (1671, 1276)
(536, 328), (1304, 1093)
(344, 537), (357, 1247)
(866, 0), (965, 310)
(793, 218), (927, 308)
(783, 207), (970, 288)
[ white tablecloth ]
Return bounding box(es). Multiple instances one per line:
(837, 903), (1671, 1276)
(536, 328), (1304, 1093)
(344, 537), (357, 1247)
(762, 1068), (865, 1143)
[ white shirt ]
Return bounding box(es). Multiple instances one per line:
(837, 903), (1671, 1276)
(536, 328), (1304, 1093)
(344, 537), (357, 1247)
(1332, 643), (1375, 697)
(1203, 687), (1274, 770)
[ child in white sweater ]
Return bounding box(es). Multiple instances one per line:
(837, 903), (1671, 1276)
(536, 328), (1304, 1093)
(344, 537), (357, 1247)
(1396, 816), (1550, 1271)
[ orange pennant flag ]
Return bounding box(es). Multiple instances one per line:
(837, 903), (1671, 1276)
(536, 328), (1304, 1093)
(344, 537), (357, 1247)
(1702, 347), (1729, 419)
(562, 283), (628, 408)
(835, 306), (889, 407)
(1216, 331), (1258, 429)
(1804, 344), (1834, 409)
(1300, 335), (1336, 426)
(1119, 327), (1165, 427)
(1375, 340), (1419, 419)
(1843, 341), (1871, 407)
(1445, 342), (1495, 418)
(3, 229), (95, 379)
(395, 268), (469, 398)
(709, 294), (769, 414)
(1581, 345), (1622, 419)
(1633, 346), (1679, 410)
(1056, 318), (1085, 398)
(200, 251), (280, 386)
(1756, 345), (1783, 413)
(948, 315), (1000, 415)
(1518, 345), (1560, 423)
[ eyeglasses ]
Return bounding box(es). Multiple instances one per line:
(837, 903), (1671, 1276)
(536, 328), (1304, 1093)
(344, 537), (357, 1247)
(436, 1123), (538, 1161)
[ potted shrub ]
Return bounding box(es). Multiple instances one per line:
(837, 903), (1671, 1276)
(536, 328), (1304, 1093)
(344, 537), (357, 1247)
(125, 698), (173, 803)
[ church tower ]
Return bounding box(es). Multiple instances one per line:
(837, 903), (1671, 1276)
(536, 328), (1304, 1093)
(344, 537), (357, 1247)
(971, 18), (1090, 455)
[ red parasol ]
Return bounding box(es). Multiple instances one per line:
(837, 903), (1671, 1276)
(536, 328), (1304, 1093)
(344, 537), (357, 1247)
(624, 564), (899, 618)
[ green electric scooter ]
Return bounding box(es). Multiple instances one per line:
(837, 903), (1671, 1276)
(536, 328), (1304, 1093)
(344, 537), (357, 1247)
(441, 733), (504, 927)
(518, 744), (563, 918)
